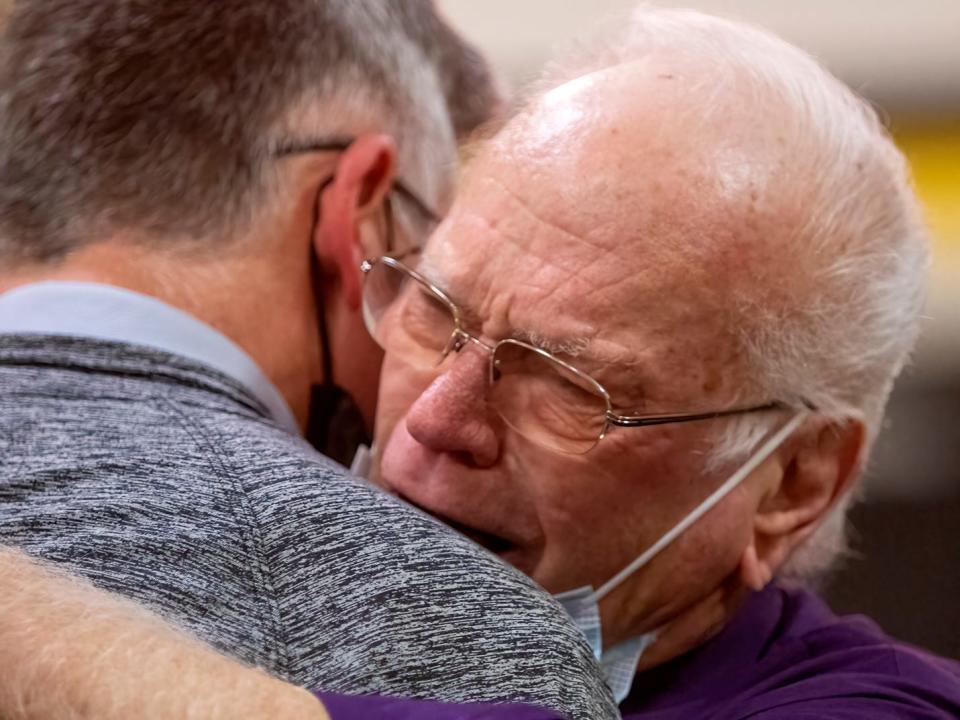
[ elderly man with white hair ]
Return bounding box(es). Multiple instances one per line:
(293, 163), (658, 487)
(365, 7), (960, 717)
(2, 7), (959, 720)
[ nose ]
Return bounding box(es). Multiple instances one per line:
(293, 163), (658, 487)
(404, 345), (500, 468)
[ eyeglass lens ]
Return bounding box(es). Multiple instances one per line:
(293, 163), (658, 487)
(362, 259), (610, 454)
(362, 259), (458, 367)
(490, 342), (609, 454)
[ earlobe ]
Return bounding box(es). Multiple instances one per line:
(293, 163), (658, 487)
(739, 543), (773, 591)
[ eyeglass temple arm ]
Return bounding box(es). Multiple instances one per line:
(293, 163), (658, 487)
(607, 401), (792, 428)
(275, 138), (441, 226)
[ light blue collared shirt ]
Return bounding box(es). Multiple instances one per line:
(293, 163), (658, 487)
(0, 281), (300, 435)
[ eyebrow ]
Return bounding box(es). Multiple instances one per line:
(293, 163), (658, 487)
(512, 329), (591, 358)
(416, 253), (593, 358)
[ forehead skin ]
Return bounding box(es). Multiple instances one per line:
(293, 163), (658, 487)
(426, 59), (789, 408)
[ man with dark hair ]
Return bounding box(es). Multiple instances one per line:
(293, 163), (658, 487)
(0, 2), (616, 718)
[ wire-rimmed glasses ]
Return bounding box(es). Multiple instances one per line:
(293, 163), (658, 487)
(361, 252), (789, 455)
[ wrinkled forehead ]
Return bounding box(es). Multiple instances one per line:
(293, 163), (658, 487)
(419, 190), (736, 397)
(417, 68), (780, 395)
(420, 191), (746, 410)
(425, 89), (753, 324)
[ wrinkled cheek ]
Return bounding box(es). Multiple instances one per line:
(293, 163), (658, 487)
(495, 445), (597, 583)
(529, 440), (682, 588)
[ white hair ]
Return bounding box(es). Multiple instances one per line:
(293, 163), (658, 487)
(537, 6), (930, 581)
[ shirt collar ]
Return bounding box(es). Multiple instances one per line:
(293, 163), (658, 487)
(0, 281), (300, 435)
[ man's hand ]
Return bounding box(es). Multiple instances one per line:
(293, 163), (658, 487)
(0, 547), (329, 720)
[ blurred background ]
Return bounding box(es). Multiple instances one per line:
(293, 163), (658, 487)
(440, 0), (960, 657)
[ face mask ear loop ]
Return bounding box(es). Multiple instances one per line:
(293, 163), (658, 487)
(590, 411), (809, 603)
(314, 251), (335, 389)
(308, 177), (336, 390)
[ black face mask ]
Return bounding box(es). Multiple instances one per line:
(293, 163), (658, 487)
(304, 252), (372, 468)
(304, 184), (401, 467)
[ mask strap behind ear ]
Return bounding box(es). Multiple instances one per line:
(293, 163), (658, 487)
(309, 177), (336, 385)
(591, 411), (809, 603)
(313, 252), (335, 386)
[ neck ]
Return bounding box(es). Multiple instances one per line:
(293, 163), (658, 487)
(0, 239), (321, 431)
(634, 581), (749, 673)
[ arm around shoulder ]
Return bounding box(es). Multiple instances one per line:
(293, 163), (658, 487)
(0, 546), (330, 720)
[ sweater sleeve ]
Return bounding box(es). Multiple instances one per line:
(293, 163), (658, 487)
(315, 691), (565, 720)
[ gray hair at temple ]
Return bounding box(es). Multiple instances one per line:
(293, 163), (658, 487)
(535, 6), (930, 582)
(0, 0), (498, 264)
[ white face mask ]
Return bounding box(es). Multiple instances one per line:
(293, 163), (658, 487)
(553, 412), (807, 703)
(553, 585), (657, 703)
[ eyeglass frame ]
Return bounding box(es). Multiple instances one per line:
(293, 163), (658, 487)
(361, 252), (799, 452)
(273, 137), (442, 228)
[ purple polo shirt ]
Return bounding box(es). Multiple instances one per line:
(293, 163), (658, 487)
(623, 583), (960, 718)
(312, 583), (959, 719)
(314, 693), (561, 719)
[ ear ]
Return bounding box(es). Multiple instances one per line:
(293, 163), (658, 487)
(739, 416), (866, 590)
(313, 134), (397, 310)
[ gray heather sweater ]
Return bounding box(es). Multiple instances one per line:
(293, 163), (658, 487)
(0, 335), (618, 719)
